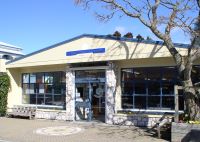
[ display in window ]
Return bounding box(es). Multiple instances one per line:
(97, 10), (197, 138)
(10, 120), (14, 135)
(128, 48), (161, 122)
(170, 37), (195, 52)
(122, 96), (133, 109)
(30, 73), (36, 83)
(22, 71), (66, 108)
(23, 74), (29, 83)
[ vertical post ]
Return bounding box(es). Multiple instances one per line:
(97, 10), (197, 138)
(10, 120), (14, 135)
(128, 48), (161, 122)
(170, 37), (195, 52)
(52, 88), (54, 104)
(88, 82), (92, 121)
(105, 62), (117, 124)
(65, 68), (75, 121)
(36, 89), (38, 108)
(174, 85), (179, 123)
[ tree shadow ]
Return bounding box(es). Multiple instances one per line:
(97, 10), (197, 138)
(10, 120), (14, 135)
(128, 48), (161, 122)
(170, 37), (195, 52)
(91, 37), (165, 61)
(80, 37), (172, 141)
(181, 129), (200, 142)
(111, 111), (172, 141)
(80, 122), (146, 140)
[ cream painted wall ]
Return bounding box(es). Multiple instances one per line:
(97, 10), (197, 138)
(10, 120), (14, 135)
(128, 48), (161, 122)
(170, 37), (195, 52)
(7, 68), (22, 108)
(0, 59), (6, 72)
(6, 37), (188, 68)
(20, 64), (66, 73)
(117, 57), (176, 68)
(5, 36), (200, 111)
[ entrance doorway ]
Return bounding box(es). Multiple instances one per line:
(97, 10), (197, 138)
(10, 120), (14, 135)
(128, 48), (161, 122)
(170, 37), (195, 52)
(75, 70), (105, 122)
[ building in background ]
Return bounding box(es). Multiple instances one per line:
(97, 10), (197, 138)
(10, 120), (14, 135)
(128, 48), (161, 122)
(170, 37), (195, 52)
(5, 34), (200, 127)
(0, 42), (23, 72)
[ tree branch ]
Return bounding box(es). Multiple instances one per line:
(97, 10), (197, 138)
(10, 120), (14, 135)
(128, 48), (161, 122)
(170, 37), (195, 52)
(151, 0), (160, 27)
(165, 4), (178, 35)
(100, 0), (141, 18)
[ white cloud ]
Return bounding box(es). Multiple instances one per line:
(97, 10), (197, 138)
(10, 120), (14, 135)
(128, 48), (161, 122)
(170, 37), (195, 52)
(114, 26), (127, 35)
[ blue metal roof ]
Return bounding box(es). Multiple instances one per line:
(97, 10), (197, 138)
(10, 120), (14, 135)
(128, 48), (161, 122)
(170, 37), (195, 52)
(6, 34), (189, 65)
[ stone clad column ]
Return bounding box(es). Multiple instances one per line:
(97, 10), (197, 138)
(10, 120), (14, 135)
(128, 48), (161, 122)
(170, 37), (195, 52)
(65, 68), (75, 121)
(105, 62), (117, 124)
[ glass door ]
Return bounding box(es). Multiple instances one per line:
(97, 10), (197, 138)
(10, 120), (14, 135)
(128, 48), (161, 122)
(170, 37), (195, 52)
(75, 69), (106, 122)
(75, 81), (105, 122)
(91, 82), (105, 121)
(75, 82), (92, 121)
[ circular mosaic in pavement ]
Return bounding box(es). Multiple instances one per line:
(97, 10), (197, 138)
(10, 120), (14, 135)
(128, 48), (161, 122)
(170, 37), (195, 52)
(35, 126), (83, 136)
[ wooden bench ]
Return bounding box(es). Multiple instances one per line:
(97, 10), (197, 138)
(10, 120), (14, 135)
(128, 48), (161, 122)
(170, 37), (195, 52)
(156, 115), (172, 139)
(7, 105), (36, 119)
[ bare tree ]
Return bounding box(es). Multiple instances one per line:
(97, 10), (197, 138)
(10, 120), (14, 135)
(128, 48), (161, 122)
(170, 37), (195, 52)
(75, 0), (200, 121)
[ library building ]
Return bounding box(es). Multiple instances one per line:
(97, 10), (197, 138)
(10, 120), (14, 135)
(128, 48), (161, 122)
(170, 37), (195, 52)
(6, 34), (200, 127)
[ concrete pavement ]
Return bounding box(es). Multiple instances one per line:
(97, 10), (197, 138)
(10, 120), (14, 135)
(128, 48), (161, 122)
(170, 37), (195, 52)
(0, 117), (168, 142)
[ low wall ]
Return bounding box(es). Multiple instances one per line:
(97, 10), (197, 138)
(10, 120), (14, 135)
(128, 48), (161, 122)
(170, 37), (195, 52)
(113, 114), (173, 127)
(35, 109), (173, 128)
(171, 122), (200, 142)
(35, 109), (67, 120)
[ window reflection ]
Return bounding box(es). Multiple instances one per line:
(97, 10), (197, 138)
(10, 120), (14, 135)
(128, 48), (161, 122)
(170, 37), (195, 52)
(54, 84), (62, 94)
(162, 96), (174, 109)
(22, 84), (29, 94)
(148, 82), (160, 95)
(121, 67), (183, 110)
(36, 73), (44, 83)
(133, 68), (146, 80)
(162, 67), (176, 81)
(122, 82), (133, 95)
(122, 96), (133, 109)
(148, 96), (160, 108)
(179, 96), (184, 110)
(23, 74), (29, 83)
(45, 73), (53, 84)
(162, 82), (174, 95)
(147, 68), (161, 81)
(121, 69), (134, 81)
(134, 96), (146, 109)
(22, 84), (29, 104)
(39, 84), (44, 94)
(192, 66), (200, 84)
(134, 82), (146, 94)
(29, 84), (36, 94)
(30, 74), (36, 83)
(178, 90), (184, 110)
(45, 84), (53, 94)
(45, 95), (53, 105)
(22, 72), (66, 109)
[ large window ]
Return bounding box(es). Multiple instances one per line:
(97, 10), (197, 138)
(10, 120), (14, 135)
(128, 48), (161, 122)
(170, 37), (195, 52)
(22, 71), (66, 109)
(121, 67), (184, 110)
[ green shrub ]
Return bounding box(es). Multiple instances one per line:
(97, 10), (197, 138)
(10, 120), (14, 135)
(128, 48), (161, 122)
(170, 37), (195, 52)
(0, 73), (10, 116)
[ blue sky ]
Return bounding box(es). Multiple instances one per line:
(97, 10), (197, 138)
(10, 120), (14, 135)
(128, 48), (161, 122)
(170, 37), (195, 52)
(0, 0), (192, 54)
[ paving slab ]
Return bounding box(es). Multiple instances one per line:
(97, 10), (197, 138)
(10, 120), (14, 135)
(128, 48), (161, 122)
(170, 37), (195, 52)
(0, 117), (168, 142)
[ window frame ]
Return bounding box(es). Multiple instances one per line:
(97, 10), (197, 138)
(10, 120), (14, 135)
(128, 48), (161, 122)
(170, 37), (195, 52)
(121, 66), (181, 111)
(22, 71), (66, 109)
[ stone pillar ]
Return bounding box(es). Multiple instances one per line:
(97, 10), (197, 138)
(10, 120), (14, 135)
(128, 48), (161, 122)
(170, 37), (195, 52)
(65, 68), (75, 121)
(105, 62), (117, 124)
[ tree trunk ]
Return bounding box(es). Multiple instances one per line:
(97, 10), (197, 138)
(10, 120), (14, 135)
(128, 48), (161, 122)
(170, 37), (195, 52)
(182, 73), (200, 121)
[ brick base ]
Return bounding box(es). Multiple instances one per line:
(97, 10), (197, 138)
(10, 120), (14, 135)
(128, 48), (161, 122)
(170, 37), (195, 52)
(112, 114), (172, 127)
(35, 109), (67, 120)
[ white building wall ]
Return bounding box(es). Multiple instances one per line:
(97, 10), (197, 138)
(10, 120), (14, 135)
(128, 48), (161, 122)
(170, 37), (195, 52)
(0, 42), (23, 72)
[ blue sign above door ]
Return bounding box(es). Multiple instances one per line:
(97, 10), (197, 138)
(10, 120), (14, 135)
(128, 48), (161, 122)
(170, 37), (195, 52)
(66, 48), (105, 56)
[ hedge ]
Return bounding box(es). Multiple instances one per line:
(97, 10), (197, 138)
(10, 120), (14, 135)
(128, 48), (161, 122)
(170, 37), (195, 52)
(0, 73), (10, 116)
